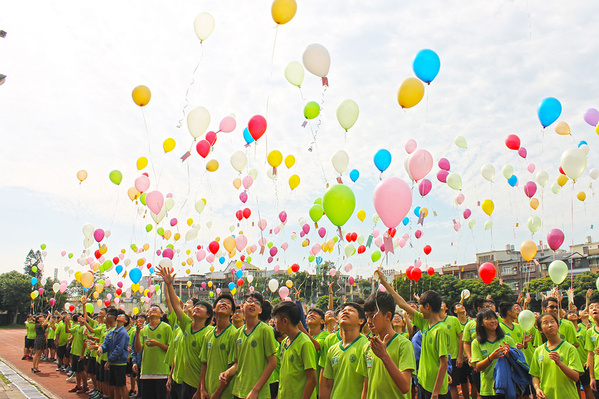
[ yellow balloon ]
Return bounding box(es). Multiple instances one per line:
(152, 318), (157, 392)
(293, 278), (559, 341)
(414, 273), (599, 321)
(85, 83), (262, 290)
(187, 218), (193, 226)
(520, 240), (537, 262)
(186, 257), (193, 265)
(132, 85), (151, 107)
(285, 155), (296, 168)
(138, 285), (145, 294)
(80, 272), (94, 289)
(481, 199), (494, 216)
(233, 178), (242, 189)
(137, 258), (145, 266)
(357, 210), (366, 222)
(596, 124), (599, 135)
(99, 244), (108, 255)
(77, 170), (88, 182)
(529, 198), (539, 210)
(181, 261), (186, 266)
(397, 77), (425, 109)
(555, 121), (571, 136)
(128, 187), (140, 201)
(132, 283), (140, 292)
(75, 271), (82, 282)
(420, 207), (429, 217)
(95, 283), (104, 294)
(223, 236), (236, 253)
(268, 150), (283, 168)
(206, 159), (219, 172)
(136, 157), (148, 170)
(302, 239), (309, 247)
(557, 174), (568, 187)
(327, 238), (335, 249)
(229, 250), (236, 258)
(577, 191), (586, 201)
(231, 288), (237, 295)
(174, 233), (181, 241)
(121, 249), (126, 254)
(186, 249), (191, 255)
(215, 237), (220, 242)
(236, 260), (243, 268)
(92, 263), (100, 272)
(186, 268), (191, 274)
(164, 230), (172, 240)
(143, 243), (150, 251)
(322, 242), (329, 252)
(132, 307), (139, 315)
(271, 0), (297, 25)
(163, 138), (176, 153)
(30, 292), (37, 300)
(286, 279), (293, 288)
(208, 281), (213, 288)
(289, 174), (301, 190)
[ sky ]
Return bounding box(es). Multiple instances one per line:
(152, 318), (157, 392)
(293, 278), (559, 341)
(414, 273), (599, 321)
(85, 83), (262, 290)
(1, 0), (599, 290)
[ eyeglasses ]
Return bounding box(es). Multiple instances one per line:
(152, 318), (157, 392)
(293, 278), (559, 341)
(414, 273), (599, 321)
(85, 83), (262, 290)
(546, 305), (558, 310)
(245, 299), (261, 306)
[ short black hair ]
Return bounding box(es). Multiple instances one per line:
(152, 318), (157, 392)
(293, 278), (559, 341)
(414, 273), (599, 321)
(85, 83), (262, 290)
(498, 301), (514, 318)
(364, 291), (395, 318)
(589, 299), (599, 308)
(450, 302), (463, 316)
(308, 308), (325, 330)
(420, 290), (442, 313)
(214, 293), (236, 312)
(542, 297), (558, 309)
(191, 297), (201, 307)
(273, 301), (301, 326)
(198, 301), (214, 325)
(106, 308), (118, 318)
(259, 298), (272, 322)
(476, 308), (504, 344)
(537, 312), (559, 331)
(342, 302), (366, 331)
(354, 297), (365, 305)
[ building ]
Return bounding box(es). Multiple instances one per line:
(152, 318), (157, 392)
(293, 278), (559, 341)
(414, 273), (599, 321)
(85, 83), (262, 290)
(441, 263), (479, 280)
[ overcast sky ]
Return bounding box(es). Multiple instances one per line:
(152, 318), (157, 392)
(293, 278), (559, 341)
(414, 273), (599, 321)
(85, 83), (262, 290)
(1, 1), (598, 290)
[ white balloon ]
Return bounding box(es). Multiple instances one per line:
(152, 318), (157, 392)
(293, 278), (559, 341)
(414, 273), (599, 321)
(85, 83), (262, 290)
(536, 171), (549, 187)
(124, 259), (131, 267)
(284, 61), (304, 87)
(404, 156), (414, 181)
(185, 228), (199, 242)
(502, 164), (514, 179)
(104, 230), (111, 238)
(249, 168), (258, 180)
(247, 275), (254, 284)
(187, 106), (211, 139)
(194, 200), (205, 214)
(590, 168), (599, 180)
(83, 237), (94, 249)
(480, 164), (495, 182)
(580, 144), (590, 156)
(266, 168), (278, 180)
(159, 258), (173, 269)
(302, 43), (331, 78)
(268, 279), (279, 293)
(165, 198), (175, 211)
(206, 221), (213, 229)
(82, 223), (94, 238)
(560, 147), (587, 180)
(230, 151), (247, 172)
(331, 150), (349, 175)
(193, 12), (215, 42)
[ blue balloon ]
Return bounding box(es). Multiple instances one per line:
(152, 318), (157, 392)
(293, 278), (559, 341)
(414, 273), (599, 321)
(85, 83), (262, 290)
(219, 256), (225, 264)
(243, 127), (255, 144)
(236, 270), (243, 278)
(579, 141), (588, 148)
(413, 206), (421, 217)
(129, 268), (142, 284)
(508, 175), (518, 187)
(115, 265), (123, 274)
(149, 267), (155, 274)
(537, 97), (562, 128)
(373, 149), (392, 172)
(316, 256), (323, 265)
(402, 217), (409, 226)
(413, 49), (441, 84)
(349, 169), (360, 182)
(31, 277), (37, 286)
(228, 282), (235, 290)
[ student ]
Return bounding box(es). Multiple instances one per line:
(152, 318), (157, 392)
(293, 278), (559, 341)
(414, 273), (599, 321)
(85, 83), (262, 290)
(65, 308), (90, 393)
(272, 301), (317, 399)
(232, 306), (245, 330)
(97, 309), (130, 399)
(566, 310), (592, 398)
(498, 302), (526, 349)
(321, 302), (368, 399)
(31, 313), (51, 373)
(197, 294), (237, 399)
(23, 314), (36, 360)
(126, 316), (138, 398)
(450, 302), (473, 399)
(221, 292), (278, 399)
(47, 314), (57, 362)
(324, 310), (337, 334)
(585, 300), (599, 397)
(318, 308), (343, 395)
(356, 292), (415, 399)
(306, 307), (329, 399)
(531, 313), (583, 399)
(54, 313), (69, 371)
(392, 313), (408, 338)
(542, 297), (578, 348)
(438, 302), (464, 399)
(471, 308), (516, 399)
(135, 304), (172, 399)
(81, 307), (107, 399)
(131, 314), (146, 399)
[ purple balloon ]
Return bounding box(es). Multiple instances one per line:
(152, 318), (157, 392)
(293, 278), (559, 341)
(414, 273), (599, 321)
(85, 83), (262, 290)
(584, 108), (599, 127)
(438, 158), (451, 171)
(463, 209), (471, 219)
(547, 228), (565, 251)
(523, 181), (537, 198)
(437, 170), (448, 183)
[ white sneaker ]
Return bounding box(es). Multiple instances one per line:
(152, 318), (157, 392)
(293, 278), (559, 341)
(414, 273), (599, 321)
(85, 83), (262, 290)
(66, 376), (76, 383)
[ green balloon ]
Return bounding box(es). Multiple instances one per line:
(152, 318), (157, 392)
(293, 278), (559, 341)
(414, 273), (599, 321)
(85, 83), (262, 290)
(267, 242), (273, 248)
(146, 224), (153, 233)
(209, 291), (214, 297)
(109, 170), (123, 185)
(371, 250), (382, 262)
(68, 253), (73, 259)
(308, 254), (315, 262)
(322, 184), (356, 227)
(304, 101), (320, 120)
(130, 244), (137, 250)
(32, 266), (38, 273)
(166, 244), (174, 249)
(246, 256), (252, 263)
(40, 244), (46, 250)
(157, 227), (165, 236)
(86, 303), (94, 314)
(140, 193), (147, 205)
(314, 198), (322, 206)
(98, 279), (105, 286)
(333, 236), (339, 243)
(102, 260), (113, 272)
(309, 204), (324, 223)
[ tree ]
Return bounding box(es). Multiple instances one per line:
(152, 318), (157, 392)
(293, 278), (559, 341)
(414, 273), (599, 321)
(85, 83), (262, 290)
(523, 272), (599, 312)
(316, 295), (342, 312)
(0, 271), (33, 324)
(23, 250), (43, 279)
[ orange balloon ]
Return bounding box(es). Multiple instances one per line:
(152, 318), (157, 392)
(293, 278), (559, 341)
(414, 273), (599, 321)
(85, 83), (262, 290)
(77, 170), (88, 182)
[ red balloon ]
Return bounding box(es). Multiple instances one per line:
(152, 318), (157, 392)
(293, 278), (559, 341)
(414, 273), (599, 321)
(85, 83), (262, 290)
(208, 241), (220, 255)
(205, 131), (217, 146)
(142, 172), (149, 177)
(104, 300), (111, 307)
(196, 245), (202, 250)
(196, 140), (211, 158)
(411, 267), (422, 281)
(69, 305), (75, 312)
(237, 278), (244, 287)
(235, 210), (243, 221)
(351, 232), (358, 242)
(291, 263), (300, 273)
(479, 262), (496, 284)
(406, 266), (414, 280)
(147, 263), (152, 269)
(559, 166), (565, 175)
(116, 288), (122, 296)
(248, 115), (267, 140)
(242, 208), (251, 219)
(423, 245), (432, 255)
(240, 255), (246, 261)
(345, 233), (352, 241)
(357, 245), (366, 254)
(113, 257), (119, 265)
(505, 134), (520, 150)
(387, 228), (396, 238)
(427, 267), (434, 276)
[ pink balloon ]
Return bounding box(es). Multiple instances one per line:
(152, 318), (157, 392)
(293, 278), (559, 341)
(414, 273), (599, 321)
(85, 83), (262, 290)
(49, 298), (56, 306)
(250, 244), (258, 253)
(379, 284), (387, 292)
(269, 247), (278, 257)
(524, 181), (537, 198)
(398, 238), (406, 248)
(547, 229), (565, 251)
(300, 231), (305, 238)
(206, 253), (215, 263)
(311, 243), (321, 255)
(279, 286), (289, 300)
(408, 149), (433, 182)
(274, 226), (281, 235)
(455, 193), (465, 205)
(268, 256), (273, 263)
(438, 158), (450, 171)
(201, 282), (207, 288)
(584, 108), (599, 126)
(518, 147), (527, 159)
(330, 269), (337, 277)
(527, 163), (535, 173)
(38, 288), (44, 295)
(437, 170), (448, 183)
(318, 227), (326, 238)
(94, 229), (105, 243)
(61, 251), (66, 257)
(344, 263), (353, 272)
(98, 256), (105, 263)
(372, 229), (380, 238)
(404, 139), (417, 154)
(402, 233), (409, 240)
(380, 244), (386, 252)
(274, 264), (280, 272)
(239, 192), (248, 203)
(373, 177), (413, 228)
(258, 219), (267, 231)
(415, 230), (422, 239)
(415, 259), (422, 268)
(59, 284), (67, 293)
(374, 237), (383, 247)
(146, 190), (164, 214)
(219, 116), (237, 133)
(156, 250), (162, 256)
(463, 209), (471, 219)
(162, 248), (174, 260)
(303, 224), (310, 234)
(166, 193), (173, 198)
(348, 276), (355, 285)
(418, 179), (432, 196)
(135, 175), (150, 193)
(243, 176), (253, 189)
(279, 211), (287, 223)
(258, 238), (267, 247)
(170, 218), (178, 227)
(236, 235), (248, 252)
(114, 297), (120, 304)
(117, 282), (123, 288)
(281, 242), (289, 251)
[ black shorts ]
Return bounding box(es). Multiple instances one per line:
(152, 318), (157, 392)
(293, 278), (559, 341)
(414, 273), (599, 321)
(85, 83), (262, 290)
(470, 368), (481, 391)
(47, 339), (55, 349)
(71, 355), (85, 373)
(98, 361), (106, 382)
(25, 337), (35, 349)
(66, 344), (71, 356)
(87, 358), (96, 375)
(126, 358), (133, 376)
(141, 378), (167, 399)
(57, 345), (67, 359)
(109, 365), (127, 387)
(580, 367), (591, 386)
(181, 382), (197, 399)
(450, 358), (470, 385)
(417, 384), (452, 399)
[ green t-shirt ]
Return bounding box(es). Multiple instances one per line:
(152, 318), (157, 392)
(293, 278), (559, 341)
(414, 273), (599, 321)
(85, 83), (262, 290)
(90, 323), (106, 359)
(70, 324), (86, 357)
(499, 321), (524, 344)
(164, 326), (181, 370)
(311, 329), (330, 399)
(25, 321), (36, 339)
(55, 321), (68, 346)
(412, 311), (426, 332)
(176, 314), (213, 388)
(442, 315), (462, 358)
(530, 340), (583, 398)
(417, 320), (449, 395)
(232, 321), (278, 399)
(278, 331), (317, 399)
(100, 326), (113, 362)
(200, 323), (237, 399)
(522, 326), (542, 367)
(127, 327), (136, 359)
(559, 319), (578, 347)
(356, 333), (415, 399)
(461, 319), (477, 344)
(324, 334), (368, 399)
(140, 321), (173, 377)
(319, 331), (342, 368)
(269, 340), (282, 384)
(574, 324), (589, 364)
(584, 325), (599, 378)
(47, 324), (56, 340)
(471, 336), (516, 396)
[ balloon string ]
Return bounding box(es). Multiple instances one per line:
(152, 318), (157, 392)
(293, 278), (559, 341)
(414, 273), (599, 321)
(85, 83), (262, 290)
(306, 120), (328, 184)
(178, 159), (192, 214)
(110, 188), (120, 230)
(176, 43), (205, 129)
(571, 181), (575, 288)
(141, 109), (157, 179)
(265, 25), (279, 119)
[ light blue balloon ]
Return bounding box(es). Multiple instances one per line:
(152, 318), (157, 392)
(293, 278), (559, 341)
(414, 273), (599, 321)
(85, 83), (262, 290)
(243, 127), (255, 144)
(30, 277), (37, 286)
(413, 206), (421, 217)
(236, 270), (243, 278)
(219, 256), (225, 264)
(316, 256), (323, 265)
(413, 49), (441, 84)
(402, 217), (409, 226)
(129, 268), (142, 284)
(149, 267), (154, 274)
(115, 265), (123, 274)
(508, 175), (518, 187)
(349, 169), (360, 182)
(579, 141), (588, 148)
(537, 97), (562, 128)
(373, 149), (392, 172)
(228, 282), (235, 290)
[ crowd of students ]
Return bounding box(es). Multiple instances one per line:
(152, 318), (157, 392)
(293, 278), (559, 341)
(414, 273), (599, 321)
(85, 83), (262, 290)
(20, 267), (599, 399)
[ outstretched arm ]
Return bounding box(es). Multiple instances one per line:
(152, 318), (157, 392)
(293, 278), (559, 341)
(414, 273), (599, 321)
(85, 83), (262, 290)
(157, 266), (183, 321)
(374, 270), (415, 317)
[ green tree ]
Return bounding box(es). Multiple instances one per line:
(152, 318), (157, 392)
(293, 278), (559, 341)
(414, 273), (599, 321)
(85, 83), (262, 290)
(0, 271), (33, 324)
(23, 250), (43, 279)
(316, 295), (342, 312)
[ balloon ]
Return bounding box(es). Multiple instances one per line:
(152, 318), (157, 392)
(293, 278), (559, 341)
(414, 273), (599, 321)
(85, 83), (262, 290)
(520, 240), (537, 262)
(438, 158), (450, 171)
(349, 169), (359, 182)
(481, 164), (495, 182)
(523, 181), (537, 198)
(577, 191), (586, 201)
(109, 170), (122, 185)
(454, 136), (467, 149)
(411, 267), (422, 281)
(505, 134), (520, 150)
(196, 140), (211, 158)
(446, 173), (462, 190)
(555, 121), (570, 135)
(132, 85), (151, 107)
(397, 77), (424, 109)
(502, 165), (514, 179)
(272, 0), (297, 24)
(331, 150), (349, 175)
(163, 138), (176, 153)
(302, 43), (330, 77)
(423, 245), (432, 255)
(134, 175), (150, 193)
(248, 115), (267, 141)
(373, 149), (392, 172)
(373, 177), (412, 228)
(557, 174), (568, 187)
(479, 262), (496, 284)
(284, 61), (304, 87)
(187, 106), (211, 139)
(529, 198), (539, 210)
(481, 199), (494, 216)
(146, 191), (164, 215)
(536, 171), (549, 187)
(194, 12), (215, 42)
(418, 179), (432, 197)
(537, 97), (562, 128)
(30, 277), (37, 286)
(548, 260), (568, 284)
(322, 184), (355, 226)
(407, 149), (433, 182)
(94, 229), (105, 243)
(81, 272), (94, 289)
(77, 170), (88, 182)
(218, 116), (236, 133)
(129, 268), (142, 284)
(507, 175), (518, 187)
(332, 99), (361, 133)
(304, 101), (320, 120)
(527, 163), (535, 174)
(206, 159), (219, 172)
(309, 204), (323, 223)
(527, 216), (541, 233)
(412, 49), (441, 84)
(243, 127), (255, 144)
(551, 182), (561, 194)
(518, 310), (536, 331)
(560, 148), (587, 180)
(209, 241), (219, 255)
(268, 279), (279, 293)
(371, 250), (381, 262)
(268, 150), (283, 168)
(405, 139), (417, 154)
(437, 170), (448, 183)
(584, 108), (599, 126)
(484, 220), (493, 230)
(468, 219), (476, 229)
(518, 147), (527, 159)
(284, 155), (295, 169)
